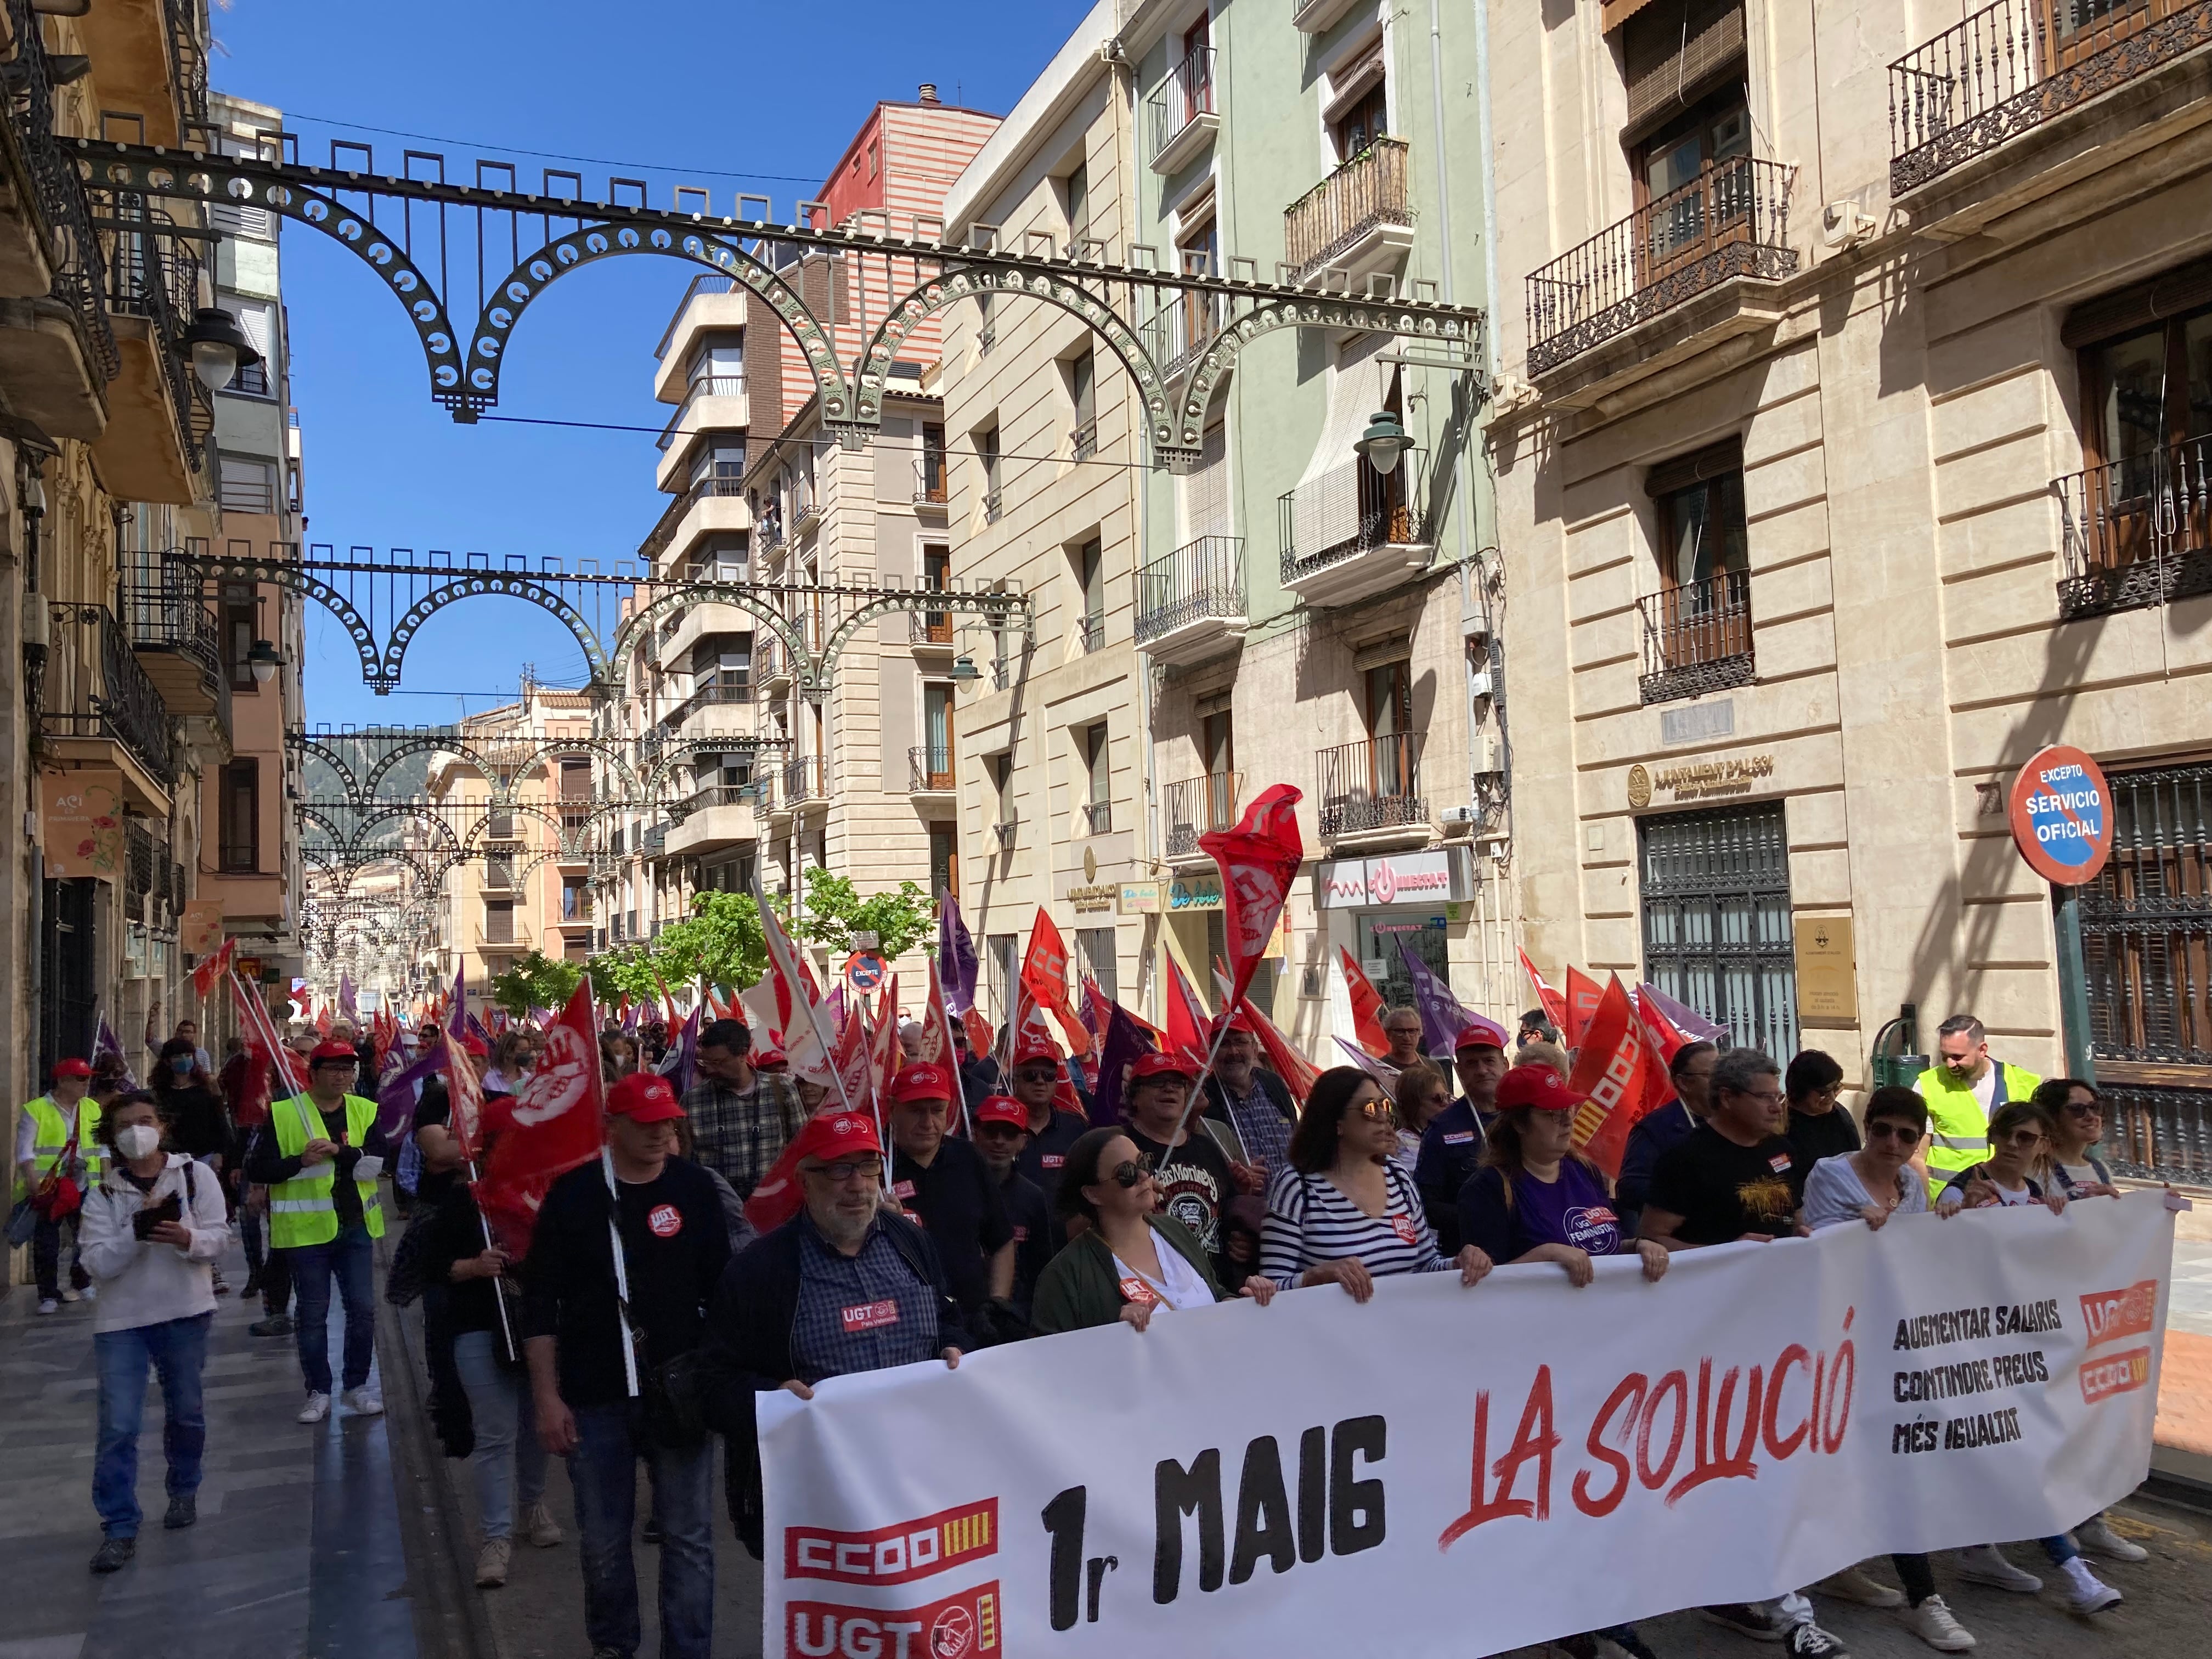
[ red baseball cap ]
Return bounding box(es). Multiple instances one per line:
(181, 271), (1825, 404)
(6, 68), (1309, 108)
(753, 1040), (788, 1070)
(1131, 1049), (1197, 1084)
(791, 1110), (882, 1164)
(309, 1041), (360, 1067)
(1454, 1014), (1511, 1053)
(1494, 1065), (1586, 1114)
(1223, 1007), (1258, 1036)
(52, 1058), (92, 1080)
(608, 1071), (686, 1124)
(972, 1094), (1028, 1131)
(888, 1062), (953, 1108)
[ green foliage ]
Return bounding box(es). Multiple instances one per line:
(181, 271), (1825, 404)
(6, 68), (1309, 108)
(485, 949), (585, 1018)
(798, 874), (934, 961)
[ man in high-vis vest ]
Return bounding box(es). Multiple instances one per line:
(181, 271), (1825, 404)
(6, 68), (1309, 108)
(14, 1057), (101, 1313)
(1913, 1013), (2041, 1199)
(245, 1041), (392, 1424)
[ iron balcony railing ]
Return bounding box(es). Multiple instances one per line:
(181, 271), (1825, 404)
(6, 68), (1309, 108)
(781, 757), (829, 806)
(1284, 137), (1414, 280)
(657, 374), (746, 451)
(1317, 733), (1425, 840)
(1279, 452), (1430, 585)
(639, 475), (745, 566)
(1080, 801), (1114, 836)
(1638, 570), (1756, 706)
(165, 0), (211, 138)
(1149, 44), (1217, 163)
(1889, 0), (2212, 195)
(910, 746), (953, 792)
(1525, 155), (1797, 377)
(1075, 611), (1105, 653)
(664, 680), (752, 726)
(1071, 417), (1099, 461)
(2056, 434), (2212, 618)
(1165, 771), (1242, 857)
(3, 0), (119, 382)
(914, 448), (948, 504)
(1136, 535), (1245, 645)
(983, 486), (1003, 524)
(910, 611), (953, 646)
(104, 206), (210, 461)
(43, 604), (174, 786)
(126, 557), (221, 675)
(1141, 287), (1228, 381)
(687, 782), (759, 814)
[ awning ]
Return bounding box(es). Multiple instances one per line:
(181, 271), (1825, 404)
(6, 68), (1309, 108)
(1601, 0), (1660, 31)
(1293, 337), (1391, 553)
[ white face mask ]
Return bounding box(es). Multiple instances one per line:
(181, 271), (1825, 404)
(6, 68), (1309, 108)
(116, 1124), (161, 1161)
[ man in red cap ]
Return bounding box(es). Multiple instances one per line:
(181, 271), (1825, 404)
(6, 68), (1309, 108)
(971, 1094), (1054, 1321)
(1006, 1019), (1087, 1206)
(701, 1109), (968, 1560)
(1199, 1010), (1297, 1177)
(1124, 1050), (1237, 1276)
(1413, 1015), (1511, 1255)
(883, 1063), (1015, 1334)
(16, 1057), (100, 1313)
(524, 1070), (729, 1659)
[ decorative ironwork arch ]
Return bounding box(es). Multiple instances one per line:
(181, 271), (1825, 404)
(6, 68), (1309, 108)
(815, 588), (1036, 696)
(642, 733), (789, 817)
(383, 576), (610, 691)
(605, 584), (813, 699)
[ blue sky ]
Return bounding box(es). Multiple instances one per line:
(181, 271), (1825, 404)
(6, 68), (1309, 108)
(212, 0), (1089, 728)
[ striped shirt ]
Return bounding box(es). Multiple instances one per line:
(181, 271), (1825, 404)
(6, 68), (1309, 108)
(1260, 1160), (1449, 1292)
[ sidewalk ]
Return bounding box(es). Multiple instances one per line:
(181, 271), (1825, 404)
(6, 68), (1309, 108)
(0, 1237), (419, 1659)
(2157, 1238), (2212, 1462)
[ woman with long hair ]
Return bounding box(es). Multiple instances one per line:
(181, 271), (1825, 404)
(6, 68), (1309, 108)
(1390, 1060), (1450, 1165)
(2031, 1077), (2123, 1203)
(1259, 1068), (1491, 1301)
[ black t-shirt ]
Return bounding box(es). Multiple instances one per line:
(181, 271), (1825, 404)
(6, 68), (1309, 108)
(998, 1170), (1056, 1318)
(411, 1078), (459, 1207)
(1013, 1109), (1089, 1208)
(1645, 1123), (1807, 1246)
(523, 1156), (732, 1408)
(891, 1137), (1014, 1319)
(1126, 1125), (1235, 1268)
(1787, 1105), (1861, 1164)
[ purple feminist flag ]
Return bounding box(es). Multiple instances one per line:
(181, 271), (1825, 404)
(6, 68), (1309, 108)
(656, 1003), (702, 1099)
(938, 891), (979, 1015)
(375, 1040), (448, 1141)
(1638, 983), (1729, 1045)
(338, 971), (359, 1020)
(93, 1014), (140, 1090)
(448, 958), (469, 1040)
(1333, 1036), (1395, 1082)
(1090, 998), (1158, 1130)
(1396, 939), (1500, 1053)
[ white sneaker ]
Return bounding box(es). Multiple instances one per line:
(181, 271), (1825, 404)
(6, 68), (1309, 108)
(1955, 1545), (2041, 1593)
(2058, 1558), (2123, 1614)
(58, 1286), (80, 1303)
(1814, 1566), (1904, 1607)
(78, 1284), (95, 1302)
(341, 1387), (383, 1417)
(36, 1299), (59, 1316)
(2073, 1516), (2149, 1564)
(1905, 1596), (1975, 1652)
(296, 1391), (331, 1424)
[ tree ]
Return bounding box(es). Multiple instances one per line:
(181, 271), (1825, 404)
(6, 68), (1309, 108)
(486, 949), (585, 1018)
(798, 874), (934, 961)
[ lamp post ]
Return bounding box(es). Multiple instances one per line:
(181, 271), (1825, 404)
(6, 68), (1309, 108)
(1353, 410), (1412, 475)
(178, 308), (263, 395)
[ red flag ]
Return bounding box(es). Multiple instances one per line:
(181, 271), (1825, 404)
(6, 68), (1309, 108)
(476, 978), (606, 1258)
(1563, 966), (1604, 1048)
(228, 967), (304, 1119)
(1337, 947), (1390, 1057)
(1563, 975), (1653, 1179)
(1240, 995), (1319, 1108)
(1633, 985), (1689, 1070)
(743, 1137), (809, 1234)
(832, 1005), (876, 1126)
(190, 935), (236, 1001)
(1199, 783), (1304, 1012)
(920, 960), (967, 1135)
(315, 1006), (331, 1038)
(867, 974), (903, 1111)
(1020, 909), (1092, 1057)
(441, 1028), (488, 1164)
(960, 1005), (995, 1063)
(1519, 948), (1568, 1035)
(1163, 955), (1211, 1064)
(651, 972), (680, 1029)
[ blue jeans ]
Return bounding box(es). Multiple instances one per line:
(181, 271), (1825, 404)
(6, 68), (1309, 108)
(452, 1330), (545, 1539)
(286, 1227), (377, 1394)
(93, 1312), (213, 1538)
(567, 1401), (714, 1659)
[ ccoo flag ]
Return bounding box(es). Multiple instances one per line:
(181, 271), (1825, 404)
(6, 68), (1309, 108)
(1198, 783), (1304, 1012)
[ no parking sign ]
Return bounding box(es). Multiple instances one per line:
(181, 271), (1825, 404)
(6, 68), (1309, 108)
(2007, 744), (2114, 885)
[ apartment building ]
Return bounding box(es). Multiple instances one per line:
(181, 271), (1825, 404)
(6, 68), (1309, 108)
(941, 2), (1504, 1037)
(1486, 1), (2212, 1182)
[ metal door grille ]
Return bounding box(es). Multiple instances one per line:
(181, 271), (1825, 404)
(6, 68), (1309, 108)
(1638, 802), (1798, 1057)
(40, 877), (98, 1082)
(2080, 759), (2212, 1183)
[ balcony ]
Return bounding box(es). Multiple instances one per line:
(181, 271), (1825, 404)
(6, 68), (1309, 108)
(41, 603), (174, 797)
(650, 273), (742, 402)
(1524, 156), (1796, 385)
(792, 493), (824, 538)
(910, 608), (955, 658)
(1136, 535), (1247, 665)
(1889, 0), (2212, 200)
(1638, 571), (1756, 706)
(77, 0), (208, 149)
(1078, 800), (1114, 837)
(909, 746), (955, 809)
(2056, 436), (2212, 618)
(1165, 771), (1242, 861)
(758, 642), (792, 699)
(1278, 453), (1432, 608)
(653, 373), (748, 491)
(638, 475), (748, 571)
(663, 679), (753, 728)
(914, 449), (949, 506)
(1317, 734), (1428, 844)
(782, 757), (830, 813)
(1149, 46), (1219, 176)
(97, 215), (209, 504)
(1284, 138), (1415, 288)
(123, 561), (225, 720)
(667, 783), (758, 857)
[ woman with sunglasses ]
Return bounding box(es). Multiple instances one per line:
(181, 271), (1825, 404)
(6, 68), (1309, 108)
(1030, 1127), (1276, 1334)
(1390, 1060), (1451, 1165)
(1934, 1101), (2067, 1218)
(1801, 1086), (1930, 1234)
(2031, 1079), (2122, 1202)
(1261, 1067), (1491, 1301)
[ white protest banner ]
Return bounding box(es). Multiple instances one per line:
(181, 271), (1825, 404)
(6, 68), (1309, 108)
(760, 1194), (2172, 1659)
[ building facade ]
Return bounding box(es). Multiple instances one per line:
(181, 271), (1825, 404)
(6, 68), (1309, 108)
(1487, 0), (2212, 1181)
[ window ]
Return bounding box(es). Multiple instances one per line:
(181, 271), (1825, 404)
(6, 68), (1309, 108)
(1362, 659), (1418, 808)
(1643, 439), (1753, 691)
(920, 423), (947, 501)
(484, 901), (515, 945)
(980, 425), (1002, 521)
(1638, 800), (1797, 1058)
(218, 456), (277, 515)
(1080, 721), (1110, 834)
(977, 290), (995, 352)
(1622, 1), (1747, 136)
(218, 760), (257, 872)
(227, 298), (276, 397)
(929, 825), (958, 904)
(1176, 215), (1220, 357)
(1068, 349), (1097, 459)
(485, 852), (514, 890)
(1623, 3), (1750, 280)
(221, 582), (258, 690)
(991, 753), (1015, 830)
(1333, 80), (1389, 159)
(868, 139), (879, 180)
(563, 877), (587, 919)
(689, 334), (744, 393)
(559, 756), (592, 802)
(565, 937), (591, 963)
(1073, 537), (1104, 651)
(988, 932), (1020, 1024)
(1077, 927), (1119, 1004)
(1065, 160), (1089, 238)
(691, 439), (746, 489)
(486, 809), (515, 841)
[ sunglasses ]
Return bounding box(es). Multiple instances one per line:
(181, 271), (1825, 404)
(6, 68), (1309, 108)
(1104, 1153), (1154, 1188)
(1866, 1120), (1922, 1145)
(2064, 1101), (2102, 1116)
(2001, 1128), (2045, 1149)
(1352, 1099), (1398, 1125)
(808, 1158), (884, 1183)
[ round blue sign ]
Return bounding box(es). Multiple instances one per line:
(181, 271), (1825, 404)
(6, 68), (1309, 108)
(2007, 745), (2113, 886)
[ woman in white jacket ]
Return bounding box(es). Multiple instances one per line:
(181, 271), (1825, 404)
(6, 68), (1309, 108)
(77, 1090), (229, 1575)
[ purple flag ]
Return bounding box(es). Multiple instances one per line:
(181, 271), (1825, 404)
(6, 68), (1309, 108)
(466, 1011), (494, 1048)
(1638, 983), (1729, 1045)
(448, 958), (469, 1040)
(656, 1004), (701, 1099)
(938, 891), (979, 1015)
(94, 1014), (140, 1090)
(621, 1000), (640, 1034)
(375, 1040), (448, 1141)
(1396, 939), (1473, 1054)
(1090, 998), (1158, 1130)
(1334, 1036), (1395, 1081)
(338, 971), (358, 1020)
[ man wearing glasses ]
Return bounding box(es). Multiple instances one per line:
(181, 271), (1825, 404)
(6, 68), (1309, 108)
(1006, 1019), (1088, 1207)
(702, 1110), (968, 1559)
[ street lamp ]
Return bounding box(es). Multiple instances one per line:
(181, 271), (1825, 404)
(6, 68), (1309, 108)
(179, 308), (262, 395)
(1354, 409), (1412, 476)
(950, 654), (980, 684)
(247, 637), (285, 684)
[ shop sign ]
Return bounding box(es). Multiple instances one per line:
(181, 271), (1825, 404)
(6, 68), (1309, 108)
(1313, 848), (1469, 909)
(1792, 915), (1859, 1024)
(1627, 752), (1776, 808)
(2007, 744), (2113, 886)
(1117, 880), (1162, 915)
(40, 769), (125, 880)
(1067, 845), (1118, 913)
(1167, 871), (1223, 912)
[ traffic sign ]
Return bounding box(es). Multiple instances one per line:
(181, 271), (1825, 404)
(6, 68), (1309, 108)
(844, 950), (888, 992)
(2007, 744), (2114, 886)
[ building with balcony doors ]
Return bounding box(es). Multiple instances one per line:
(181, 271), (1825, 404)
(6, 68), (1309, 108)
(1486, 0), (2212, 1185)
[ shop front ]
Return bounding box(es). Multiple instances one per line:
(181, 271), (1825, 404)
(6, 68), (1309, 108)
(1314, 847), (1477, 1010)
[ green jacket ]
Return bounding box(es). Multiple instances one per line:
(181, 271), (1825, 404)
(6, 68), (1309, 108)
(1031, 1214), (1224, 1335)
(1914, 1058), (2041, 1194)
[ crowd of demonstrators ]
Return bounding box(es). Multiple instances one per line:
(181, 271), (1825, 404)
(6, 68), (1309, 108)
(1032, 1126), (1276, 1333)
(16, 1057), (101, 1313)
(1516, 1009), (1561, 1050)
(526, 1071), (730, 1659)
(1200, 1014), (1298, 1177)
(484, 1029), (541, 1096)
(1915, 1014), (2040, 1200)
(680, 1018), (806, 1203)
(1616, 1040), (1716, 1233)
(969, 1093), (1056, 1321)
(1261, 1068), (1492, 1301)
(245, 1041), (391, 1424)
(1391, 1060), (1451, 1165)
(1006, 1026), (1088, 1205)
(600, 1030), (640, 1083)
(1412, 1019), (1510, 1255)
(152, 1040), (232, 1295)
(1119, 1051), (1238, 1276)
(884, 1063), (1019, 1338)
(78, 1090), (228, 1573)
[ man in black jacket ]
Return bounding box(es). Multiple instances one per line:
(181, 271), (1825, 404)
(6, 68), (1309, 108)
(970, 1093), (1054, 1321)
(700, 1110), (968, 1558)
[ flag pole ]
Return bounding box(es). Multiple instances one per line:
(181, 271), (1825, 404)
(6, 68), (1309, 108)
(753, 869), (887, 1196)
(467, 1155), (522, 1363)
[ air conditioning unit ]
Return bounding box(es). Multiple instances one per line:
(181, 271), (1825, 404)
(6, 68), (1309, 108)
(1440, 805), (1479, 824)
(1467, 669), (1494, 699)
(1821, 200), (1876, 249)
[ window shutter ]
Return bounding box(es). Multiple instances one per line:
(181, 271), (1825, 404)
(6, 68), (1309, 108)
(1646, 436), (1744, 498)
(2062, 253), (2212, 349)
(1622, 0), (1746, 134)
